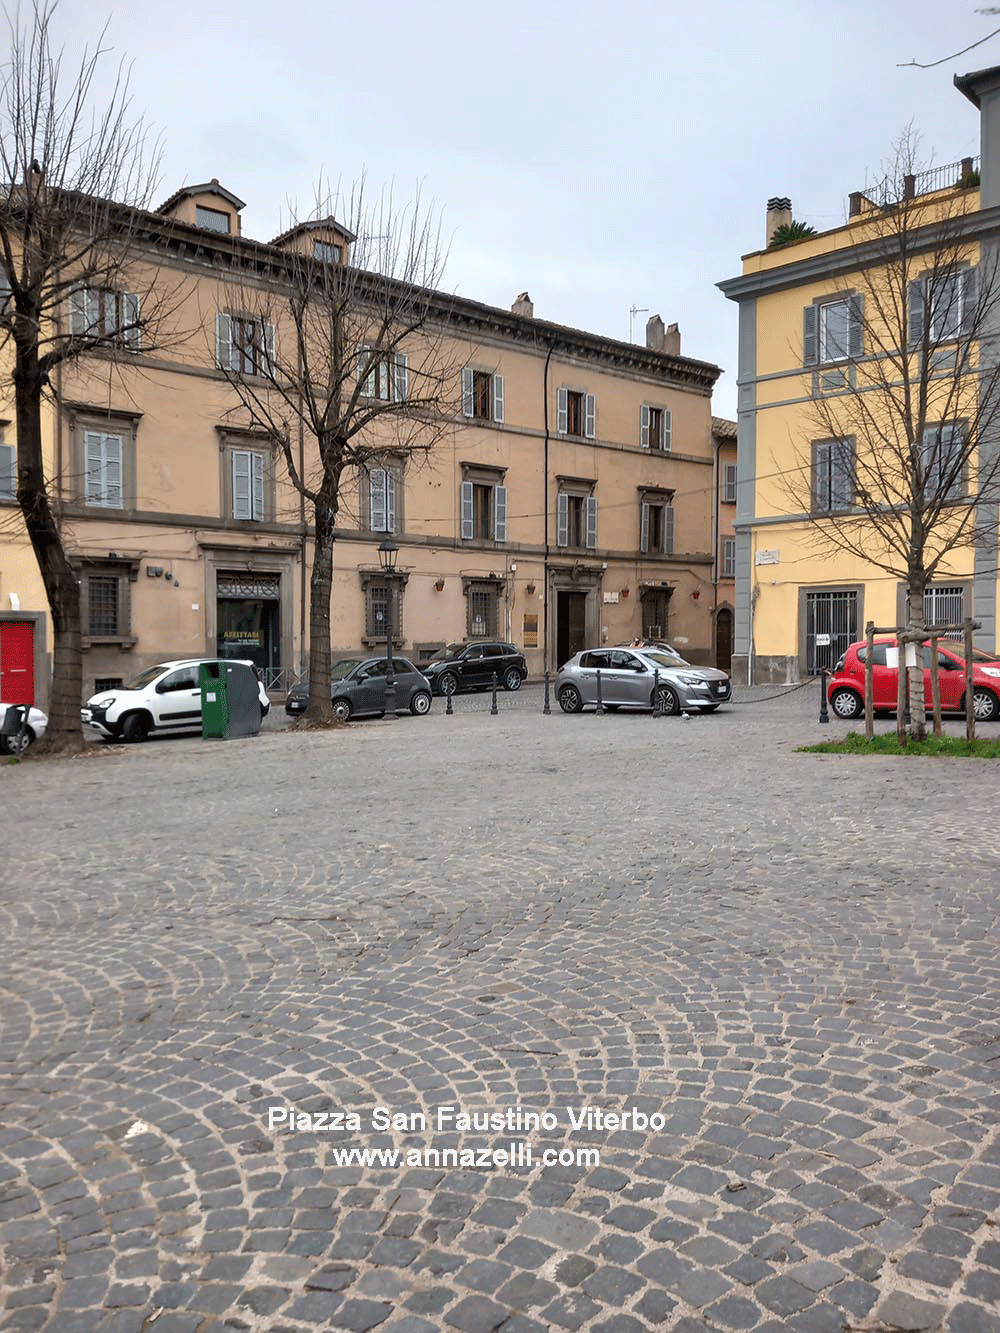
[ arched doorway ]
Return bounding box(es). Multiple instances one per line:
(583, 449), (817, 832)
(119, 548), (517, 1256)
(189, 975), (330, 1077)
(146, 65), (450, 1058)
(715, 607), (733, 672)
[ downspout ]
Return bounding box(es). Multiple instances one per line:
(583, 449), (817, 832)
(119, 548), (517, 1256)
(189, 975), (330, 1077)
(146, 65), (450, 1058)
(298, 399), (307, 680)
(542, 341), (555, 671)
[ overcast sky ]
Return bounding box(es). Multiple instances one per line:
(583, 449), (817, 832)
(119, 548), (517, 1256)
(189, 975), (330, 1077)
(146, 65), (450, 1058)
(47, 1), (1000, 418)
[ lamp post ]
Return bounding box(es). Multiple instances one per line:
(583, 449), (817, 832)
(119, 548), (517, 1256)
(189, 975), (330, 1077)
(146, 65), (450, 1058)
(378, 539), (398, 722)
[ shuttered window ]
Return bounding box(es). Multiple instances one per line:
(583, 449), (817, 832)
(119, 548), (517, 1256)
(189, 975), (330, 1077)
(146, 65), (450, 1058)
(640, 500), (674, 555)
(70, 288), (141, 349)
(804, 295), (863, 364)
(0, 442), (14, 500)
(557, 388), (596, 438)
(460, 478), (506, 541)
(217, 314), (275, 376)
(232, 450), (265, 521)
(369, 468), (397, 533)
(358, 346), (409, 401)
(922, 423), (964, 499)
(812, 438), (855, 513)
(558, 492), (598, 548)
(84, 432), (124, 508)
(722, 463), (737, 503)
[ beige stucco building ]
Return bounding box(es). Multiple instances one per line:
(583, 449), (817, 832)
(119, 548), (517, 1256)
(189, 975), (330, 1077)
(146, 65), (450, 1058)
(0, 181), (728, 707)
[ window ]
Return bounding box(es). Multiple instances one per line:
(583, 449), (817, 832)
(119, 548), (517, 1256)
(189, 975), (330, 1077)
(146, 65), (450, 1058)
(87, 576), (120, 635)
(357, 345), (408, 401)
(84, 432), (124, 509)
(78, 559), (138, 644)
(812, 437), (854, 513)
(196, 205), (231, 233)
(640, 497), (674, 555)
(922, 423), (964, 500)
(925, 585), (965, 640)
(557, 388), (596, 438)
(640, 405), (671, 451)
(231, 450), (266, 521)
(722, 463), (737, 504)
(0, 437), (14, 500)
(313, 240), (342, 263)
(557, 490), (597, 549)
(367, 466), (398, 534)
(467, 583), (500, 638)
(364, 582), (405, 641)
(803, 295), (863, 364)
(909, 268), (977, 345)
(722, 538), (736, 579)
(70, 288), (141, 350)
(461, 475), (507, 542)
(94, 677), (123, 693)
(641, 589), (671, 640)
(461, 367), (504, 423)
(216, 314), (274, 377)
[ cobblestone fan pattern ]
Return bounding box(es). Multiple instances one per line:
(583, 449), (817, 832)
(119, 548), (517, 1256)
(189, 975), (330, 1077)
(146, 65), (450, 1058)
(3, 691), (1000, 1331)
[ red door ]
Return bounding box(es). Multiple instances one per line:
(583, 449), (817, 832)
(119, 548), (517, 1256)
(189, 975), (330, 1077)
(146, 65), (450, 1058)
(0, 621), (35, 705)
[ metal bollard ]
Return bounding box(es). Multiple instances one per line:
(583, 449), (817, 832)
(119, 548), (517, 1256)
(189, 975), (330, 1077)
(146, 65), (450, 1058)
(543, 670), (551, 715)
(595, 668), (604, 715)
(446, 687), (453, 715)
(653, 668), (662, 717)
(819, 668), (829, 724)
(490, 672), (498, 716)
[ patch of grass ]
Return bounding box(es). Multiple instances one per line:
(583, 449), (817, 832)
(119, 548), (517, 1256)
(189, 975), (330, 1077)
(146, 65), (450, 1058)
(799, 731), (1000, 757)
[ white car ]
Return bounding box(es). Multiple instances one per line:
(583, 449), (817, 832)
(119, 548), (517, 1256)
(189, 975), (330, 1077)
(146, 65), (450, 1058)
(81, 659), (270, 743)
(0, 701), (48, 754)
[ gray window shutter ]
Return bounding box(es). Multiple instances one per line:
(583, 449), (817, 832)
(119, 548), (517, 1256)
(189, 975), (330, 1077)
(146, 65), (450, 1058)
(494, 484), (507, 542)
(386, 473), (396, 533)
(557, 491), (569, 546)
(493, 373), (504, 423)
(962, 267), (978, 334)
(832, 439), (852, 510)
(663, 504), (675, 554)
(123, 292), (141, 350)
(0, 443), (14, 499)
(848, 294), (864, 358)
(462, 367), (474, 417)
(84, 432), (104, 504)
(640, 501), (650, 552)
(662, 409), (672, 451)
(263, 322), (275, 376)
(803, 304), (818, 365)
(461, 480), (474, 540)
(86, 288), (102, 334)
(585, 495), (598, 549)
(585, 393), (596, 439)
(216, 313), (233, 370)
(357, 344), (375, 396)
(813, 441), (830, 510)
(70, 288), (87, 336)
(232, 450), (251, 519)
(394, 354), (408, 402)
(640, 404), (650, 449)
(251, 451), (265, 520)
(370, 469), (386, 531)
(557, 387), (568, 434)
(908, 278), (925, 347)
(103, 435), (123, 508)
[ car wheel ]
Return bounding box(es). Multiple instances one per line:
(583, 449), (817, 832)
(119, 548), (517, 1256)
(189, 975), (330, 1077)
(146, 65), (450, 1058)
(410, 690), (432, 716)
(558, 684), (583, 713)
(121, 712), (150, 744)
(0, 727), (35, 756)
(656, 685), (680, 716)
(332, 698), (352, 722)
(971, 687), (1000, 721)
(502, 667), (523, 691)
(438, 672), (458, 697)
(830, 687), (863, 720)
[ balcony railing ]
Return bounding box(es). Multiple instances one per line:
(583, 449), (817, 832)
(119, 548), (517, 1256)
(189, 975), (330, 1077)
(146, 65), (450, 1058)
(851, 156), (980, 215)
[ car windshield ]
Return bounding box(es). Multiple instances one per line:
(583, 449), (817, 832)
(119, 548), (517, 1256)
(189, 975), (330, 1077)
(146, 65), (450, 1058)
(428, 643), (466, 663)
(123, 665), (174, 690)
(332, 659), (363, 680)
(933, 641), (1000, 664)
(642, 651), (691, 670)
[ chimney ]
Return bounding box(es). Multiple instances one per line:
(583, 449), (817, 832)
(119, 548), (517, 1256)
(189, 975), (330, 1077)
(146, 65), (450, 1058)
(664, 322), (681, 356)
(645, 314), (665, 352)
(766, 196), (792, 246)
(512, 291), (533, 318)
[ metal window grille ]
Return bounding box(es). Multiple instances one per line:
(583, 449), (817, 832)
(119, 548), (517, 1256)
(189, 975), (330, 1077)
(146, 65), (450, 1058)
(806, 590), (857, 674)
(94, 677), (123, 693)
(924, 585), (964, 641)
(468, 586), (498, 638)
(367, 585), (390, 638)
(88, 576), (120, 636)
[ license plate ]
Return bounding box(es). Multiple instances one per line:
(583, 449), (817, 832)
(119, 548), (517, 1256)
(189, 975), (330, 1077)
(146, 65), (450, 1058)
(716, 683), (726, 695)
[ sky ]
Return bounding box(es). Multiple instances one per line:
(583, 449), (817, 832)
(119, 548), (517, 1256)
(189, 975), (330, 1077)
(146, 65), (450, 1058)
(41, 1), (1000, 419)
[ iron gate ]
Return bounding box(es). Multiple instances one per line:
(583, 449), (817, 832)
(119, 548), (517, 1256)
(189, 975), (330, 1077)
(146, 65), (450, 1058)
(806, 590), (858, 674)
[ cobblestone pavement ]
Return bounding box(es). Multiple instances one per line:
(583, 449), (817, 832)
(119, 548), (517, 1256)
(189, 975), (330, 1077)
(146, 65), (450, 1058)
(3, 687), (1000, 1332)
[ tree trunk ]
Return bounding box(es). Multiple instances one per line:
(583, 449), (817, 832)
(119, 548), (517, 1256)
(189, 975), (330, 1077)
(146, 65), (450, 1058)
(906, 579), (926, 742)
(13, 340), (85, 754)
(304, 492), (337, 723)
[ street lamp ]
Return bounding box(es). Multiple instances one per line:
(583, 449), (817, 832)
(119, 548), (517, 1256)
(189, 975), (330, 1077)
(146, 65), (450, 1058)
(378, 539), (398, 721)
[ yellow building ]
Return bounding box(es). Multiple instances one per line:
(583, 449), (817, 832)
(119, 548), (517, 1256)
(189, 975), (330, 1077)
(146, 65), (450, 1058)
(0, 182), (727, 706)
(718, 65), (1000, 684)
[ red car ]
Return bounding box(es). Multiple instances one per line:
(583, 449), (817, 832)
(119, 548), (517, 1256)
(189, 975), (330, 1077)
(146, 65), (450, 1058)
(827, 637), (1000, 722)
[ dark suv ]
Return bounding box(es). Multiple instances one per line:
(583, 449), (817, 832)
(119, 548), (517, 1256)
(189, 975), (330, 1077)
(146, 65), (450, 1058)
(422, 641), (527, 697)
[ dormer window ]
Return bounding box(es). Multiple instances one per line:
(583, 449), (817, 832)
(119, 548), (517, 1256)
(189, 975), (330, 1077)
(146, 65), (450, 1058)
(313, 240), (342, 263)
(196, 205), (232, 234)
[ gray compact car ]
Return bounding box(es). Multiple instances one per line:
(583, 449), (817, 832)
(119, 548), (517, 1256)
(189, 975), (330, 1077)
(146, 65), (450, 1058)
(285, 657), (432, 721)
(556, 646), (731, 715)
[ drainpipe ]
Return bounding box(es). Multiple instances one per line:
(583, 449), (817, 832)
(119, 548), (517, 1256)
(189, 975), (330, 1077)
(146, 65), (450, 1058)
(298, 408), (307, 680)
(542, 341), (555, 671)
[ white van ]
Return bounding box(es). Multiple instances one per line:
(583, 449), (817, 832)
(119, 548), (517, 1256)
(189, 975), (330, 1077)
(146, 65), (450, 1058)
(81, 659), (270, 743)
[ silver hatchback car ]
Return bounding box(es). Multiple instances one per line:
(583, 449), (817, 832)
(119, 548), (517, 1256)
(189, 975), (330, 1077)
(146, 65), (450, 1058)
(556, 647), (731, 715)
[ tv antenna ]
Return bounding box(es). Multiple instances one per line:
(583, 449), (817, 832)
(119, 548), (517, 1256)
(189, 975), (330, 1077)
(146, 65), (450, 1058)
(629, 305), (649, 344)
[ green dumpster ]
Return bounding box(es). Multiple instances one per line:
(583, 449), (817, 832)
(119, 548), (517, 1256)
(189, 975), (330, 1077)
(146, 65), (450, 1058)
(199, 660), (261, 740)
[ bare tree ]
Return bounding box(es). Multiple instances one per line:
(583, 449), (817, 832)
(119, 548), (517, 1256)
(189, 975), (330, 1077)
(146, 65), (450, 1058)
(219, 181), (459, 722)
(782, 130), (1000, 738)
(0, 1), (172, 751)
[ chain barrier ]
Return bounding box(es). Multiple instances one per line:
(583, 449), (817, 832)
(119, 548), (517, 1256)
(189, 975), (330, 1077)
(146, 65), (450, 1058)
(730, 677), (819, 705)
